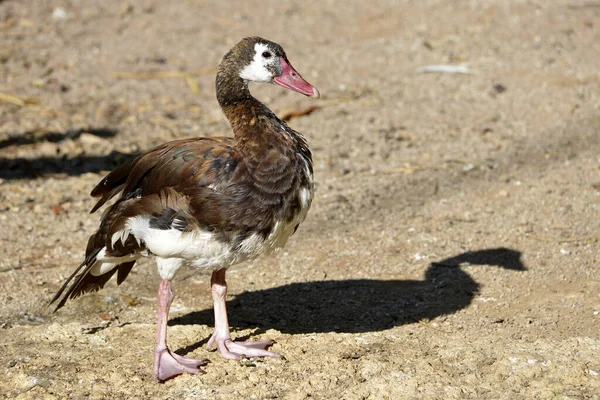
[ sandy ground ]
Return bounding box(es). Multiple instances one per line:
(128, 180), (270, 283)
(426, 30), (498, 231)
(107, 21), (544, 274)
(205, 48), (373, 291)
(1, 0), (600, 398)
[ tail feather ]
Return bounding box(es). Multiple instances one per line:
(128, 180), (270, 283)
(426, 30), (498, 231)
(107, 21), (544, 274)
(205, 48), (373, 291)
(116, 261), (135, 285)
(51, 151), (150, 312)
(90, 185), (125, 214)
(50, 249), (137, 312)
(49, 247), (102, 311)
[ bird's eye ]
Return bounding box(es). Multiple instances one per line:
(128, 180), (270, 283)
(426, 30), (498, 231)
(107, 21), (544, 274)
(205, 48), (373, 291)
(262, 51), (272, 58)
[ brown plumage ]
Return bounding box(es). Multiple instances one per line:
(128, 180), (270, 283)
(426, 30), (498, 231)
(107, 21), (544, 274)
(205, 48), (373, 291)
(50, 37), (319, 381)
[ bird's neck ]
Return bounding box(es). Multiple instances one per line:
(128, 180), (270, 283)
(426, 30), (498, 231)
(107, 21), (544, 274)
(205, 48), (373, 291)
(215, 68), (313, 173)
(216, 66), (253, 109)
(216, 67), (280, 140)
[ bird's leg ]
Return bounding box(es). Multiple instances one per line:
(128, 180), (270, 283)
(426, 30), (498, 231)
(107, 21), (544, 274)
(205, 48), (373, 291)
(153, 279), (207, 381)
(206, 268), (280, 360)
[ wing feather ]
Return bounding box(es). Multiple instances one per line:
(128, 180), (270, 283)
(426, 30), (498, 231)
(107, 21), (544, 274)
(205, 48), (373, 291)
(52, 138), (244, 310)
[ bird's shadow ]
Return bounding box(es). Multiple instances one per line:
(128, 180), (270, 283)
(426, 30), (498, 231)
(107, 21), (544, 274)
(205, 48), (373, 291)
(0, 128), (138, 180)
(170, 247), (525, 355)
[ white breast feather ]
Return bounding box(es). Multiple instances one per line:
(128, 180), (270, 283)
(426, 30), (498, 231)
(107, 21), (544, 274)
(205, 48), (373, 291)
(299, 187), (312, 209)
(125, 216), (229, 260)
(302, 157), (313, 184)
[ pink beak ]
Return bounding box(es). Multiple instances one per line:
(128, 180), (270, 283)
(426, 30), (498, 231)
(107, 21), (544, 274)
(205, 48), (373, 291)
(273, 58), (320, 99)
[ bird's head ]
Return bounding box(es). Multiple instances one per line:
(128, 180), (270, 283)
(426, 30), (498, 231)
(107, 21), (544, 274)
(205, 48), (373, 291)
(231, 36), (319, 99)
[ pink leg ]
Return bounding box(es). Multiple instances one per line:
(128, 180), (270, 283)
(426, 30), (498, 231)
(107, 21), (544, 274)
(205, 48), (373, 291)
(206, 269), (280, 360)
(154, 279), (207, 381)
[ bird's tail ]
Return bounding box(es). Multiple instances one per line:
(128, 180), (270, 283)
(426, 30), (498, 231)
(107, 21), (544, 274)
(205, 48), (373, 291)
(49, 234), (137, 312)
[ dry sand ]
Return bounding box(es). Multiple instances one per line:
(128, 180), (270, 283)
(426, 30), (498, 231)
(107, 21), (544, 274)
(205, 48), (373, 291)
(1, 1), (599, 398)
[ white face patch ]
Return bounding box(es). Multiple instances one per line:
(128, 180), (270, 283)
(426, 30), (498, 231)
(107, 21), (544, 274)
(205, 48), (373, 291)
(239, 42), (278, 82)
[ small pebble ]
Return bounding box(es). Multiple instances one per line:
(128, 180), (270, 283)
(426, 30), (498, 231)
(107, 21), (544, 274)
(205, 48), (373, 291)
(492, 84), (507, 94)
(23, 376), (50, 390)
(52, 8), (67, 20)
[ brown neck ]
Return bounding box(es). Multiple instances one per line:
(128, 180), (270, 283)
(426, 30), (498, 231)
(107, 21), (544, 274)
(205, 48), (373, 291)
(215, 66), (313, 170)
(216, 68), (252, 108)
(216, 66), (264, 138)
(216, 63), (283, 141)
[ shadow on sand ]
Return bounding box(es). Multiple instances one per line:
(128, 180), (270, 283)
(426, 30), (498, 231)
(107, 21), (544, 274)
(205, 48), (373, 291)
(0, 128), (138, 179)
(170, 247), (525, 353)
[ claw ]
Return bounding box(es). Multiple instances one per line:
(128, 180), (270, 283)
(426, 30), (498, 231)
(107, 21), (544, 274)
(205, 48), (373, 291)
(154, 348), (207, 382)
(207, 335), (280, 360)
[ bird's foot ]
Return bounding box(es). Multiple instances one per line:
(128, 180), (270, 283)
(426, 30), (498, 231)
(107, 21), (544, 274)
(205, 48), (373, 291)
(206, 334), (280, 360)
(154, 348), (207, 382)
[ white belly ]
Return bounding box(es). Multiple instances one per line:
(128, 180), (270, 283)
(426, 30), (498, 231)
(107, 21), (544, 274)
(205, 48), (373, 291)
(108, 185), (313, 279)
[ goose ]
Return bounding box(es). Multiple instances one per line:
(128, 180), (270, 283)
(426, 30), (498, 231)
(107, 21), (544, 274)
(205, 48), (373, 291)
(50, 36), (319, 381)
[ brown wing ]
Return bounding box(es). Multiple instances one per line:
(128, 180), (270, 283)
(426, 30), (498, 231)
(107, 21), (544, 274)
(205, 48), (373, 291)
(91, 137), (239, 210)
(91, 134), (305, 237)
(50, 137), (243, 310)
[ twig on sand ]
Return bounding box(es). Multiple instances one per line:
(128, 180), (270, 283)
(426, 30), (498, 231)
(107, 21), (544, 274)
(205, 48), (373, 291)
(382, 164), (435, 175)
(280, 105), (322, 122)
(111, 69), (216, 94)
(0, 263), (34, 273)
(417, 65), (474, 74)
(523, 232), (597, 243)
(0, 92), (26, 106)
(381, 158), (471, 175)
(184, 76), (200, 94)
(111, 69), (215, 79)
